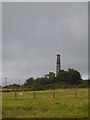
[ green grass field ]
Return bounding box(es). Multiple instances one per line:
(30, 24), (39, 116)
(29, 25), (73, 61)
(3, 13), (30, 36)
(2, 88), (88, 118)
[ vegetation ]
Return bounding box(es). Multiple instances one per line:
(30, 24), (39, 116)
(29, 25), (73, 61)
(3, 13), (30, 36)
(3, 69), (89, 92)
(23, 68), (85, 91)
(57, 69), (82, 84)
(2, 69), (88, 118)
(2, 88), (88, 118)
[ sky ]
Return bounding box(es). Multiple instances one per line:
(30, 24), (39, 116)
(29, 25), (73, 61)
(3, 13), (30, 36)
(0, 2), (2, 86)
(1, 0), (89, 2)
(2, 2), (88, 85)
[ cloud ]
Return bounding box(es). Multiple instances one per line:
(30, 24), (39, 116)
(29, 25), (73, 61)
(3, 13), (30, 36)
(2, 2), (88, 85)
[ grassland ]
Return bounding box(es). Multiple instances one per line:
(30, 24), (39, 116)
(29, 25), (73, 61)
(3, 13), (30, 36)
(2, 88), (88, 118)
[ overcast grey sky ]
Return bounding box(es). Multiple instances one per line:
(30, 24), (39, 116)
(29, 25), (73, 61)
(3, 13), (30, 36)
(2, 2), (88, 85)
(0, 2), (2, 86)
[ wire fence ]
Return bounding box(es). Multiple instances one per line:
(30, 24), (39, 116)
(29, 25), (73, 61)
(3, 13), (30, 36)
(2, 88), (88, 100)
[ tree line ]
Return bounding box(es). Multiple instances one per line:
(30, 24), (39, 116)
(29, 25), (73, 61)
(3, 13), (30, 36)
(24, 68), (82, 90)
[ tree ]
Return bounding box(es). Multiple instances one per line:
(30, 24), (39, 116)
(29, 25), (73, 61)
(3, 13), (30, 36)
(57, 70), (67, 81)
(24, 77), (34, 88)
(24, 68), (82, 90)
(67, 68), (82, 84)
(56, 68), (82, 84)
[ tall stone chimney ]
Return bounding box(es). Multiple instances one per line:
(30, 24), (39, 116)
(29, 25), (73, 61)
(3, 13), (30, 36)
(56, 54), (61, 76)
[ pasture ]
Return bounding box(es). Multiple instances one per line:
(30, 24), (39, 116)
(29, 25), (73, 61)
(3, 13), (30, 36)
(2, 88), (88, 118)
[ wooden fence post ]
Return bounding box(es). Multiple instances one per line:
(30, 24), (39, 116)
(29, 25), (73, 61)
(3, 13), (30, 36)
(15, 91), (17, 100)
(75, 91), (77, 98)
(53, 91), (55, 99)
(34, 91), (36, 99)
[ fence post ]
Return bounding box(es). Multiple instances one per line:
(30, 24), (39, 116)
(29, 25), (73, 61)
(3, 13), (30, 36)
(15, 91), (17, 100)
(34, 91), (36, 99)
(53, 91), (55, 99)
(75, 91), (77, 98)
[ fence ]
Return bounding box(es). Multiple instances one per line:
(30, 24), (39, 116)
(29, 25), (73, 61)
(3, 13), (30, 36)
(2, 89), (83, 100)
